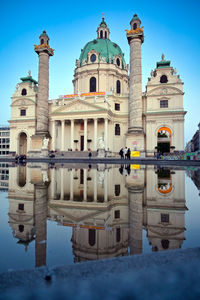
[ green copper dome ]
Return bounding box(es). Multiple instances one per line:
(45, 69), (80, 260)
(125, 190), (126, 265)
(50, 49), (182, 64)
(79, 38), (126, 69)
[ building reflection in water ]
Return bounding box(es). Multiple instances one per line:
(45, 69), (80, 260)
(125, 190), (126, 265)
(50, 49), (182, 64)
(7, 163), (187, 267)
(186, 167), (200, 196)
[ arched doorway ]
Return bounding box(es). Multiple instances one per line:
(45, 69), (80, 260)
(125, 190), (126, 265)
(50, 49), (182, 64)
(157, 127), (171, 154)
(157, 168), (172, 195)
(19, 132), (27, 155)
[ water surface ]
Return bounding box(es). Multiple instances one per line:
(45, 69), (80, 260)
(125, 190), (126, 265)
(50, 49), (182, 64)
(0, 162), (199, 273)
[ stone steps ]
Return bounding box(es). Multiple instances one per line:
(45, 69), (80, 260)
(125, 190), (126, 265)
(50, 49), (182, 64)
(55, 151), (98, 158)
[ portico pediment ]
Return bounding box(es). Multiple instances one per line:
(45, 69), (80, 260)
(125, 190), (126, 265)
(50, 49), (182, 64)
(147, 86), (183, 97)
(51, 99), (107, 116)
(49, 204), (107, 224)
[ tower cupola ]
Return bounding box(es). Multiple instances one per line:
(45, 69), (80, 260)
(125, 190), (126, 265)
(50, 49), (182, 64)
(97, 14), (110, 39)
(39, 30), (49, 46)
(130, 14), (141, 30)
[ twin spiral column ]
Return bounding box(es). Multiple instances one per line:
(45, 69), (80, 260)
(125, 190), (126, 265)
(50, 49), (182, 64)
(30, 31), (54, 156)
(126, 14), (145, 156)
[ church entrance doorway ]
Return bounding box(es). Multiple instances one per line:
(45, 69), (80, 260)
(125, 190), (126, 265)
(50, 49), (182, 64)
(19, 132), (27, 155)
(80, 135), (84, 151)
(157, 142), (170, 154)
(157, 127), (171, 155)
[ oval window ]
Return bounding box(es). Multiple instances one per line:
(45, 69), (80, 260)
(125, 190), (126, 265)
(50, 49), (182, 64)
(90, 54), (96, 63)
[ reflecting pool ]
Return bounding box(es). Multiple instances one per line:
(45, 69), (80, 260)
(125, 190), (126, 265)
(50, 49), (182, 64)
(0, 162), (200, 273)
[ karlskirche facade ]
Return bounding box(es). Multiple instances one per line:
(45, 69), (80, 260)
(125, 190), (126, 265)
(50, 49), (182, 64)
(9, 14), (186, 157)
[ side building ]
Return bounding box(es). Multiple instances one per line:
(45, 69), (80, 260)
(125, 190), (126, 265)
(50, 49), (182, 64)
(185, 122), (200, 160)
(0, 126), (10, 156)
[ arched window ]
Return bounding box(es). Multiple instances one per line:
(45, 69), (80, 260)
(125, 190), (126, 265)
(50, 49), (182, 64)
(100, 30), (103, 39)
(41, 39), (44, 45)
(160, 75), (168, 83)
(133, 23), (137, 30)
(90, 77), (96, 92)
(105, 31), (107, 39)
(18, 225), (24, 233)
(88, 229), (96, 246)
(116, 80), (121, 94)
(116, 58), (120, 67)
(161, 239), (169, 249)
(21, 88), (27, 96)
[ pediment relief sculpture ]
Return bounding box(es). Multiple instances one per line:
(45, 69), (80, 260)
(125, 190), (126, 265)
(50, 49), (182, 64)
(147, 86), (183, 96)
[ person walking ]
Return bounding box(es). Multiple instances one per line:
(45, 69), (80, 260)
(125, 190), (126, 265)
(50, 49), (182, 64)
(127, 148), (131, 160)
(124, 147), (128, 159)
(119, 148), (124, 159)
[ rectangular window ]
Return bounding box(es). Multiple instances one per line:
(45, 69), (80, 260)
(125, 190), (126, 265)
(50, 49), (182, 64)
(115, 124), (120, 136)
(115, 184), (120, 196)
(115, 210), (120, 219)
(160, 100), (168, 108)
(20, 109), (26, 116)
(115, 103), (120, 111)
(161, 213), (169, 223)
(18, 203), (24, 211)
(116, 228), (121, 242)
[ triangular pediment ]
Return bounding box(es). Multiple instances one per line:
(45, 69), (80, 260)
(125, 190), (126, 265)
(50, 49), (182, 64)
(51, 99), (107, 115)
(49, 203), (107, 223)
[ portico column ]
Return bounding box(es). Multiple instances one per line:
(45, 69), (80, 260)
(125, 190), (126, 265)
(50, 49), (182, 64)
(70, 169), (74, 201)
(52, 120), (56, 151)
(60, 168), (64, 200)
(93, 169), (97, 202)
(94, 118), (97, 151)
(83, 169), (87, 201)
(84, 119), (87, 151)
(61, 120), (65, 151)
(104, 118), (108, 150)
(50, 168), (55, 199)
(104, 169), (108, 202)
(71, 120), (74, 150)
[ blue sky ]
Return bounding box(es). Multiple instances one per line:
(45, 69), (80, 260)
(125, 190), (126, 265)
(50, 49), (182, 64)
(0, 0), (199, 143)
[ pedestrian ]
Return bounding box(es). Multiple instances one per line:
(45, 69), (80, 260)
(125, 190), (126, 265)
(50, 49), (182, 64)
(88, 152), (92, 159)
(124, 147), (128, 159)
(127, 148), (131, 160)
(119, 148), (124, 159)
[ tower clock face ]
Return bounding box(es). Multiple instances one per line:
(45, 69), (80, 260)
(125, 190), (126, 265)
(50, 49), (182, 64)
(162, 88), (168, 94)
(90, 54), (96, 62)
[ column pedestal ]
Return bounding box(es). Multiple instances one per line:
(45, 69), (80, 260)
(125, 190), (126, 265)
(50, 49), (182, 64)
(29, 133), (51, 157)
(97, 149), (106, 158)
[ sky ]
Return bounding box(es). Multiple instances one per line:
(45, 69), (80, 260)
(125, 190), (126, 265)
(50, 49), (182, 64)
(0, 0), (199, 144)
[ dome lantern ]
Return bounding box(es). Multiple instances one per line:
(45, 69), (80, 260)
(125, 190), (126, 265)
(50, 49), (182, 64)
(97, 13), (110, 39)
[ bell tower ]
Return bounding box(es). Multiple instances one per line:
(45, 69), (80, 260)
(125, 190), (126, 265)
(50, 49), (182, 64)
(126, 14), (145, 156)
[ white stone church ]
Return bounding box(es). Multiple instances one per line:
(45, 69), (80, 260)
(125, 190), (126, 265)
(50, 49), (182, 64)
(9, 14), (186, 157)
